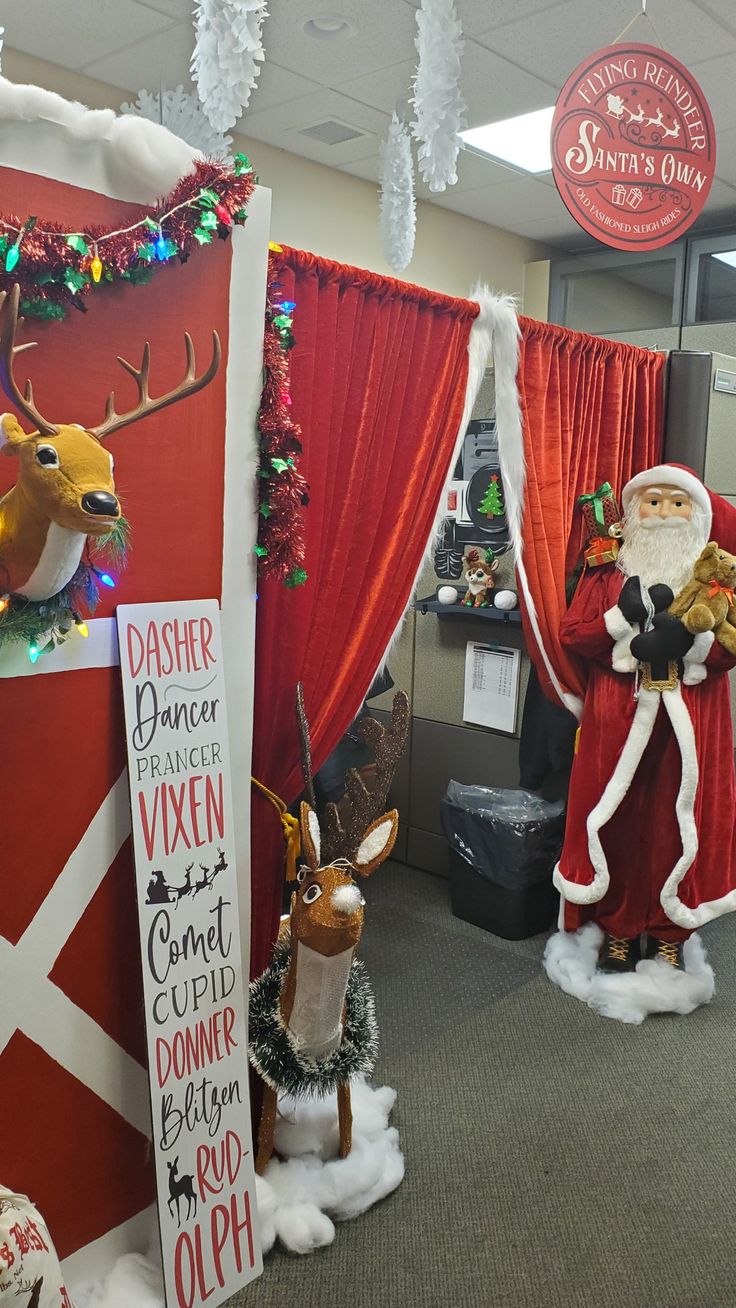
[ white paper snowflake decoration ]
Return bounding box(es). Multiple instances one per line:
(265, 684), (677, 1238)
(379, 114), (416, 274)
(411, 0), (467, 193)
(192, 0), (269, 134)
(120, 86), (233, 160)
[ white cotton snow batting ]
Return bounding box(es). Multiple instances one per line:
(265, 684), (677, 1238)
(255, 1079), (404, 1255)
(543, 923), (715, 1024)
(73, 1252), (164, 1308)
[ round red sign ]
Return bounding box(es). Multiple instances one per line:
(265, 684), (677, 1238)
(551, 43), (716, 251)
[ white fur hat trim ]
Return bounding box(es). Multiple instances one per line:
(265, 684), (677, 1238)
(621, 465), (712, 535)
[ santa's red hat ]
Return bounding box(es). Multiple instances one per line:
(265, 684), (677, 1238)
(621, 463), (736, 551)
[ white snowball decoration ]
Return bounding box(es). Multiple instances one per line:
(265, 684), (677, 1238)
(494, 590), (518, 610)
(379, 113), (416, 273)
(192, 0), (269, 133)
(437, 586), (459, 605)
(410, 0), (467, 193)
(120, 86), (233, 160)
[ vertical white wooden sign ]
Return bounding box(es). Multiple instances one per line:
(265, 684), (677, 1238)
(117, 599), (262, 1307)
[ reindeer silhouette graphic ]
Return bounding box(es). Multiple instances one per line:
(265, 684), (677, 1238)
(214, 848), (228, 875)
(170, 865), (194, 908)
(167, 1158), (197, 1226)
(192, 863), (213, 897)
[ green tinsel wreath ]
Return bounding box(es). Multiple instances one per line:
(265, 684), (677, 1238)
(0, 517), (130, 656)
(249, 935), (379, 1098)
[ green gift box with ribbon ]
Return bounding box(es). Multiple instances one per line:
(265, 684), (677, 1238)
(578, 481), (621, 542)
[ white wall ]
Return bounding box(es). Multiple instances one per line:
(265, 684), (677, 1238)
(3, 46), (553, 304)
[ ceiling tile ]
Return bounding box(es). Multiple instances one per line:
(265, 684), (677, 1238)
(475, 0), (736, 87)
(134, 0), (191, 17)
(82, 19), (192, 90)
(253, 0), (417, 84)
(693, 0), (736, 34)
(684, 50), (736, 134)
(340, 144), (521, 192)
(713, 127), (736, 182)
(403, 0), (565, 38)
(240, 88), (390, 166)
(428, 176), (568, 228)
(2, 0), (173, 70)
(337, 42), (556, 126)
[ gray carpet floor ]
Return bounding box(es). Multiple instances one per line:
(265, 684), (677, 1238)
(235, 863), (736, 1308)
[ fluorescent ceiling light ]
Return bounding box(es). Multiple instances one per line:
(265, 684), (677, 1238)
(460, 106), (555, 174)
(713, 251), (736, 269)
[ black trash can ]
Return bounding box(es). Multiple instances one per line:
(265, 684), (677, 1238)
(440, 782), (564, 940)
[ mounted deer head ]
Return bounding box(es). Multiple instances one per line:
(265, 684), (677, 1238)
(0, 284), (220, 600)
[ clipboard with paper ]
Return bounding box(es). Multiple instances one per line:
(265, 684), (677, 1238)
(463, 641), (521, 734)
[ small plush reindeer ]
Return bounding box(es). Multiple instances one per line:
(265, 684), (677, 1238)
(252, 690), (409, 1173)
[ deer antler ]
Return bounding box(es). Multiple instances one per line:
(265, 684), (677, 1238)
(295, 682), (317, 810)
(0, 284), (59, 436)
(90, 330), (221, 440)
(320, 691), (410, 864)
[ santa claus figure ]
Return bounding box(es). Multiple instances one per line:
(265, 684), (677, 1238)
(545, 465), (736, 1021)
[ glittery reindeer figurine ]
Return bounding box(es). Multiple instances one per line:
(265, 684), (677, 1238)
(249, 688), (410, 1173)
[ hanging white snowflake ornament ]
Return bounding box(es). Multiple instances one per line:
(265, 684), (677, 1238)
(192, 0), (269, 134)
(120, 86), (233, 160)
(411, 0), (467, 193)
(379, 114), (416, 274)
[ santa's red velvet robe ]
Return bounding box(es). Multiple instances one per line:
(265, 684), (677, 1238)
(555, 564), (736, 939)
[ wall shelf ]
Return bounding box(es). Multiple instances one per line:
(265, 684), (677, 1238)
(414, 593), (523, 625)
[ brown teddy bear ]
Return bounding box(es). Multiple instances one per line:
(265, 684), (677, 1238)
(669, 541), (736, 655)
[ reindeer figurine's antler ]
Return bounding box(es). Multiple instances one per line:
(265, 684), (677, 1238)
(320, 690), (410, 866)
(90, 330), (221, 439)
(0, 284), (58, 435)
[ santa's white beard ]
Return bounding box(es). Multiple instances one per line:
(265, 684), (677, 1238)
(617, 512), (708, 592)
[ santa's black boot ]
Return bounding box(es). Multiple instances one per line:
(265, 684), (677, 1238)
(598, 934), (642, 973)
(644, 937), (685, 969)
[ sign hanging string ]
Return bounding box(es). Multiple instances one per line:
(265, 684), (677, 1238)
(612, 0), (667, 49)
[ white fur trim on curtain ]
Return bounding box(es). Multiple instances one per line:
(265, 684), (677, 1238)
(553, 688), (661, 904)
(377, 284), (502, 669)
(477, 286), (584, 719)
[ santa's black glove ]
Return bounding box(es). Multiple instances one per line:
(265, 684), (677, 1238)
(630, 612), (694, 663)
(618, 577), (674, 625)
(618, 576), (647, 625)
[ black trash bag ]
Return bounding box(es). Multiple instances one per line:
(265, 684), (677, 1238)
(441, 782), (566, 890)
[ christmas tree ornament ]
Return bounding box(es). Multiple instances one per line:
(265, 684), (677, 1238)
(479, 473), (505, 518)
(411, 0), (467, 193)
(191, 0), (269, 134)
(379, 113), (416, 274)
(120, 86), (234, 160)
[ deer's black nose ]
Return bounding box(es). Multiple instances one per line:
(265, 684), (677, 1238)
(82, 491), (119, 517)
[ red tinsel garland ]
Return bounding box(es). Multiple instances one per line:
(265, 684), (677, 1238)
(255, 264), (308, 587)
(0, 158), (255, 318)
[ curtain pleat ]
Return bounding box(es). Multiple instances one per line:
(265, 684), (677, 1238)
(250, 248), (479, 975)
(517, 318), (665, 703)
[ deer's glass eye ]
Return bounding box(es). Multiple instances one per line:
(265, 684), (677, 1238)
(302, 884), (322, 904)
(297, 866), (308, 884)
(36, 444), (59, 468)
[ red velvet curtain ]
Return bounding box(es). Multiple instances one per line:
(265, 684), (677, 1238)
(250, 248), (479, 976)
(516, 318), (665, 705)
